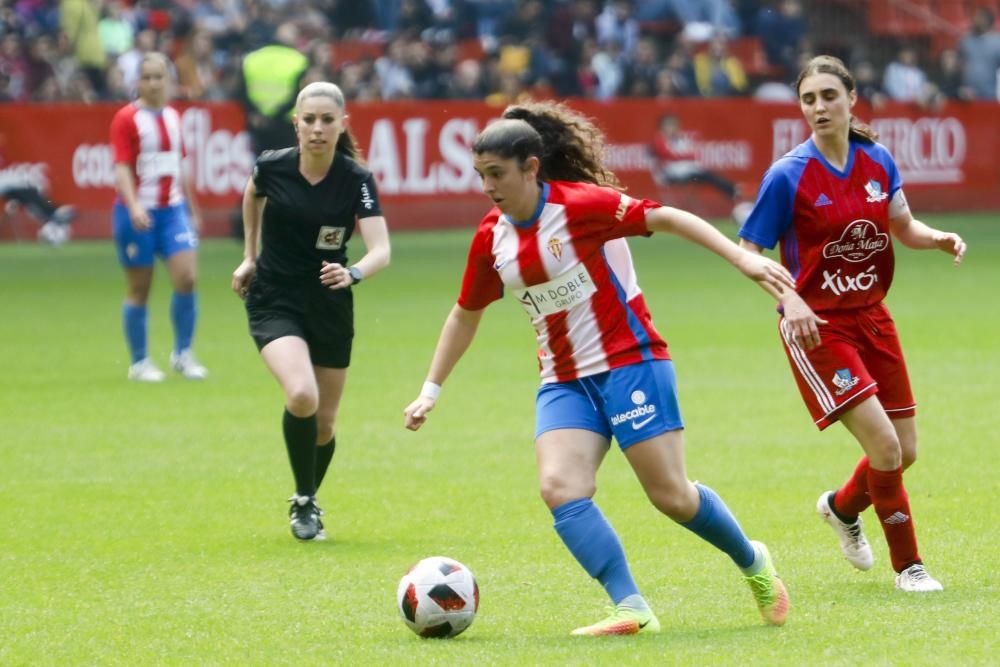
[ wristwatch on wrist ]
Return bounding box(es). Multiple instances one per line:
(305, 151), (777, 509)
(348, 266), (364, 284)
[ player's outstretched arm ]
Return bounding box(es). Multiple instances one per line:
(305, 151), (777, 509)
(645, 206), (795, 292)
(404, 304), (484, 431)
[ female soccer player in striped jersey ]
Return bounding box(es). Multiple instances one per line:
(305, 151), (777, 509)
(738, 56), (966, 592)
(110, 53), (206, 382)
(404, 102), (794, 636)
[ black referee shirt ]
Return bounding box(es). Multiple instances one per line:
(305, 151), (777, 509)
(252, 147), (382, 283)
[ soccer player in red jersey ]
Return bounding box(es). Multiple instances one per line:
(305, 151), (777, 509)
(404, 102), (795, 635)
(738, 55), (966, 592)
(110, 53), (206, 382)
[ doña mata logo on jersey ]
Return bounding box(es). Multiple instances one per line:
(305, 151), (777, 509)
(822, 219), (889, 262)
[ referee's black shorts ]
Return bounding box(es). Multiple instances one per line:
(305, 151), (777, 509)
(245, 276), (354, 368)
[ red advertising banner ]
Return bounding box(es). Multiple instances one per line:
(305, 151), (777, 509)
(1, 98), (997, 240)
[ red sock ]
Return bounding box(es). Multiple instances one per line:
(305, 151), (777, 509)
(867, 466), (920, 572)
(834, 456), (872, 517)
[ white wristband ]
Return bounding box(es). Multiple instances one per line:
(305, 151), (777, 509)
(420, 381), (441, 400)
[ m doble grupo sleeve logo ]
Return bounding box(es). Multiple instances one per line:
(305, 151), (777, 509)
(517, 265), (597, 317)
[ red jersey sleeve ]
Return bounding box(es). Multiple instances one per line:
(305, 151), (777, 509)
(457, 220), (504, 311)
(110, 106), (138, 165)
(562, 182), (658, 242)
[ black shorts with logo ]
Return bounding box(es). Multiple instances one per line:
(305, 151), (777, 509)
(245, 276), (354, 368)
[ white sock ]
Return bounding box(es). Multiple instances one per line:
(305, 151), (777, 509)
(739, 543), (765, 576)
(616, 593), (650, 612)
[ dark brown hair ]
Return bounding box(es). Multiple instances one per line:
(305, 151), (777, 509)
(795, 55), (878, 144)
(471, 101), (622, 189)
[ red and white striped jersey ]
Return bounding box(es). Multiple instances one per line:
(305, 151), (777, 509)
(458, 180), (670, 383)
(110, 103), (185, 209)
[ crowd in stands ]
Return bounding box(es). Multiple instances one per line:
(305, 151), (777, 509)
(1, 0), (998, 106)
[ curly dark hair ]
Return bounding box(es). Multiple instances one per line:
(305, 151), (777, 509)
(471, 101), (623, 189)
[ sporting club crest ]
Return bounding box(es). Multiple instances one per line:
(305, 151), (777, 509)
(546, 237), (563, 261)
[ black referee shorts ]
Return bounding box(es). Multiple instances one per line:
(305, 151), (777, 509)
(245, 277), (354, 368)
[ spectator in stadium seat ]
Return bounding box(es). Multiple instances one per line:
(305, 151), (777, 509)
(97, 0), (135, 60)
(596, 0), (640, 58)
(851, 59), (888, 109)
(404, 101), (793, 636)
(0, 31), (28, 101)
(448, 57), (487, 99)
(118, 29), (158, 93)
(231, 82), (391, 542)
(755, 0), (804, 77)
(110, 53), (207, 383)
(621, 35), (667, 97)
(693, 35), (748, 96)
(738, 55), (965, 593)
(929, 48), (964, 101)
(60, 0), (108, 96)
(175, 29), (221, 101)
(959, 8), (1000, 100)
(882, 46), (929, 104)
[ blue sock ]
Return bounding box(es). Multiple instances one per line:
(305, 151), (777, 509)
(680, 484), (756, 569)
(123, 303), (147, 363)
(552, 498), (640, 604)
(170, 291), (197, 354)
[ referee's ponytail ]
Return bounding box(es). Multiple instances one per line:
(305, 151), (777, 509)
(795, 55), (878, 145)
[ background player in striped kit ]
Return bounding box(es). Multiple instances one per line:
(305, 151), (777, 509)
(738, 55), (966, 592)
(110, 53), (206, 382)
(404, 102), (795, 636)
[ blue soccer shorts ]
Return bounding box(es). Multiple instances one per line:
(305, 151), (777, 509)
(113, 202), (198, 268)
(535, 359), (684, 449)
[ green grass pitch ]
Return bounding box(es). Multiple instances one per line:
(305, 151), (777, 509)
(0, 213), (997, 665)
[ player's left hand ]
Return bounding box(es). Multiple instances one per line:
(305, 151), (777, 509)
(934, 231), (966, 265)
(404, 395), (436, 431)
(320, 261), (353, 290)
(736, 250), (796, 292)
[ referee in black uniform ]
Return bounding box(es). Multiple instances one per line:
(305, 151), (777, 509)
(232, 81), (391, 541)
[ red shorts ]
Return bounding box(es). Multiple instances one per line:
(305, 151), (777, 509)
(778, 302), (916, 430)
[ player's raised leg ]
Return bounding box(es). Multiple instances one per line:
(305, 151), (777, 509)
(626, 431), (789, 626)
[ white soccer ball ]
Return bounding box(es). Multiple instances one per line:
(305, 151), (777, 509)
(397, 556), (479, 638)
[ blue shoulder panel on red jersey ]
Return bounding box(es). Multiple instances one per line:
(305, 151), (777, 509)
(738, 142), (812, 250)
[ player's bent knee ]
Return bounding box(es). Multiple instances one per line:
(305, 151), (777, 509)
(649, 487), (697, 521)
(539, 474), (595, 510)
(285, 387), (320, 416)
(868, 434), (903, 470)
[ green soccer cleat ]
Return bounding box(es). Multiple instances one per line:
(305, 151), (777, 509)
(570, 605), (661, 637)
(744, 540), (790, 626)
